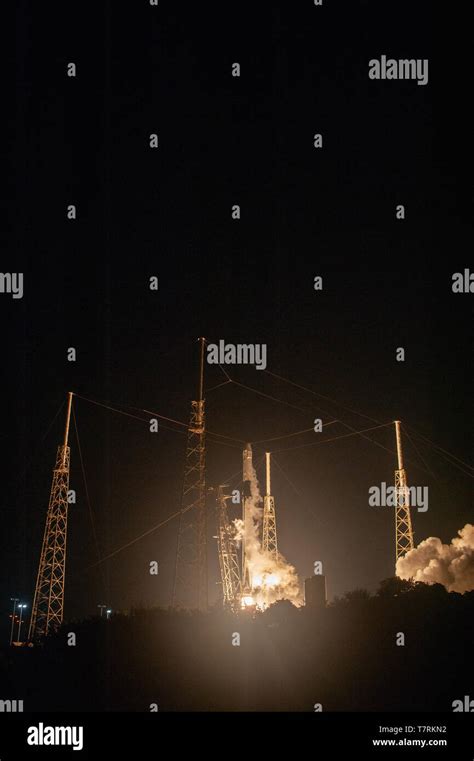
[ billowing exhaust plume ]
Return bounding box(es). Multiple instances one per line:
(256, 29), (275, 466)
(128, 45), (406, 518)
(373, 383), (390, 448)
(396, 524), (474, 593)
(234, 446), (302, 608)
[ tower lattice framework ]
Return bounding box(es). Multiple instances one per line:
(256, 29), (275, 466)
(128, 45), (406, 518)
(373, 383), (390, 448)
(29, 392), (73, 640)
(262, 495), (278, 556)
(394, 420), (414, 567)
(262, 452), (278, 558)
(215, 486), (241, 610)
(172, 339), (208, 610)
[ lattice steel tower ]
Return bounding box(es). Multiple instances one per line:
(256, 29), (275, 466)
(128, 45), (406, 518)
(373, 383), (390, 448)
(262, 452), (278, 558)
(29, 392), (73, 640)
(215, 486), (241, 610)
(172, 338), (208, 610)
(394, 420), (414, 568)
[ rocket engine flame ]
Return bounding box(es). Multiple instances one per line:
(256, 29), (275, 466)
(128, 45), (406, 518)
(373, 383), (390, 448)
(235, 445), (302, 609)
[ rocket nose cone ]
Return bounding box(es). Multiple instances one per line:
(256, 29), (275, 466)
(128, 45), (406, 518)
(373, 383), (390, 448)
(245, 442), (252, 451)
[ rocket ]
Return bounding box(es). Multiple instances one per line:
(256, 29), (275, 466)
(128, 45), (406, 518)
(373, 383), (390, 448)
(242, 443), (253, 587)
(243, 442), (253, 498)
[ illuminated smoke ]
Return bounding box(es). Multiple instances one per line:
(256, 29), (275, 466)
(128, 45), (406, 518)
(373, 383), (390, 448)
(396, 524), (474, 594)
(233, 453), (302, 608)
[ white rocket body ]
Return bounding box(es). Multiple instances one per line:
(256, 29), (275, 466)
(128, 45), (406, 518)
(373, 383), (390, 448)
(242, 443), (253, 588)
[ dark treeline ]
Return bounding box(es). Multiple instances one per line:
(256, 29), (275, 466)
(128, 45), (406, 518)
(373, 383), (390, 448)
(2, 580), (473, 712)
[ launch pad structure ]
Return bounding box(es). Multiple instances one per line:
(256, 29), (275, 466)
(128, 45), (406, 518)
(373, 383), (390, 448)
(218, 444), (281, 610)
(215, 486), (241, 611)
(262, 451), (278, 559)
(394, 419), (414, 565)
(172, 337), (207, 611)
(29, 392), (73, 641)
(26, 341), (418, 637)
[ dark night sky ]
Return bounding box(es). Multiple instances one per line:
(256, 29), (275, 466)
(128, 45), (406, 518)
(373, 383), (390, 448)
(3, 0), (472, 636)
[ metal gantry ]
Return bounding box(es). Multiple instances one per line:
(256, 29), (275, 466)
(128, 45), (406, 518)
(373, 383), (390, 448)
(29, 392), (73, 640)
(215, 486), (241, 610)
(262, 452), (278, 558)
(172, 338), (208, 611)
(394, 419), (414, 567)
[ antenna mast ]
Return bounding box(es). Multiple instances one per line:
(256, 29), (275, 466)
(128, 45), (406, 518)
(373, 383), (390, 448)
(262, 452), (278, 558)
(394, 420), (414, 569)
(172, 338), (208, 610)
(29, 392), (73, 640)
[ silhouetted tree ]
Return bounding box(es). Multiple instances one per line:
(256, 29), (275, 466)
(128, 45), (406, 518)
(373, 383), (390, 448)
(262, 598), (298, 625)
(332, 588), (371, 607)
(2, 582), (473, 711)
(377, 576), (413, 598)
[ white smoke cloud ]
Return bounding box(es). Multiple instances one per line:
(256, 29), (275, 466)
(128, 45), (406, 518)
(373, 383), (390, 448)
(234, 452), (302, 608)
(396, 524), (474, 594)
